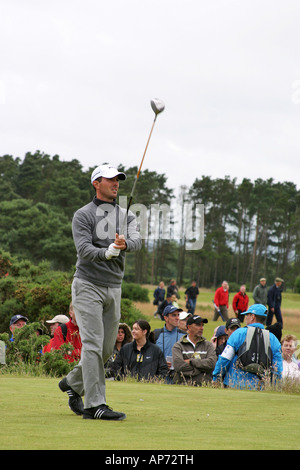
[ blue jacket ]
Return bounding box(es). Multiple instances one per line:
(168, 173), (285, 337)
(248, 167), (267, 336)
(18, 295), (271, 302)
(212, 323), (282, 389)
(155, 327), (185, 358)
(153, 287), (165, 303)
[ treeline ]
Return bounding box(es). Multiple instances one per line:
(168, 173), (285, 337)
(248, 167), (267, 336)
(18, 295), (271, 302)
(1, 151), (299, 289)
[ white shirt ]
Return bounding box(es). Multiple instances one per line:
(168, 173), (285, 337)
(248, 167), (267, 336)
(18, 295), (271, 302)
(282, 360), (300, 381)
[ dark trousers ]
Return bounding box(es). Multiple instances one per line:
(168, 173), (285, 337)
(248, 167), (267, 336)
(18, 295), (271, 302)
(266, 307), (283, 327)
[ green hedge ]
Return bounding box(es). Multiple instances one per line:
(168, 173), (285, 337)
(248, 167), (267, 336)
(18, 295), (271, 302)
(121, 282), (149, 302)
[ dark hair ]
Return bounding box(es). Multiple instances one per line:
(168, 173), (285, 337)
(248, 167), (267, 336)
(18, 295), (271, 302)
(254, 315), (266, 325)
(133, 320), (155, 343)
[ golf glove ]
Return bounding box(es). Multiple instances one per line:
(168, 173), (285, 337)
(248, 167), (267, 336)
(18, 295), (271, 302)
(105, 243), (120, 260)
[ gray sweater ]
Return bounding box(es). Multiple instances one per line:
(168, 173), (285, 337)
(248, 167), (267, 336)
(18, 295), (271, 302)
(72, 197), (142, 287)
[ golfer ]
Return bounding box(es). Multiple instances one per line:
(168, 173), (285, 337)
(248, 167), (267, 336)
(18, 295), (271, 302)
(59, 164), (141, 420)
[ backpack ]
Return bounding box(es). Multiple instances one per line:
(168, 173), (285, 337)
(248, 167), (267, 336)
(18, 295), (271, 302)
(60, 323), (68, 342)
(236, 327), (272, 377)
(154, 328), (164, 342)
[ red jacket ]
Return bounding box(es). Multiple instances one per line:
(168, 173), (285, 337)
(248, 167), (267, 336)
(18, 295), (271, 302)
(43, 337), (54, 354)
(232, 291), (249, 313)
(214, 287), (229, 308)
(52, 320), (82, 363)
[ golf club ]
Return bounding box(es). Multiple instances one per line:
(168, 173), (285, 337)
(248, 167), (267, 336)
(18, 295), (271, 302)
(126, 98), (165, 213)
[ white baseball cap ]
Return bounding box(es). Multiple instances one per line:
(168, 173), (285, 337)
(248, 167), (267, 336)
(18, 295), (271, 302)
(179, 311), (191, 320)
(91, 164), (126, 183)
(46, 315), (69, 324)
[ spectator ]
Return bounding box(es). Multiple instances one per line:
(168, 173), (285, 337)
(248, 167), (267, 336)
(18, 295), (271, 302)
(253, 277), (268, 305)
(43, 314), (69, 353)
(9, 315), (28, 342)
(216, 318), (241, 357)
(156, 294), (173, 321)
(210, 326), (219, 348)
(167, 279), (180, 299)
(213, 281), (229, 321)
(154, 304), (185, 381)
(171, 294), (180, 309)
(185, 281), (199, 314)
(232, 284), (249, 322)
(172, 315), (217, 386)
(178, 311), (192, 332)
(109, 320), (168, 381)
(267, 278), (284, 327)
(105, 323), (132, 372)
(214, 326), (228, 357)
(52, 303), (82, 363)
(281, 334), (300, 381)
(212, 304), (283, 389)
(153, 281), (165, 318)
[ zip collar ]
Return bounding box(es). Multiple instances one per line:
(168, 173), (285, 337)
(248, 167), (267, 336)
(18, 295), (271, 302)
(92, 196), (116, 207)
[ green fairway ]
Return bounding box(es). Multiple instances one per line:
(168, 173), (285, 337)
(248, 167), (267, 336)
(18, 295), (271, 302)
(0, 374), (299, 450)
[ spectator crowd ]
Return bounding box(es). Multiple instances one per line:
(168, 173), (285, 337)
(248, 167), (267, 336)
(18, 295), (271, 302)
(2, 277), (300, 390)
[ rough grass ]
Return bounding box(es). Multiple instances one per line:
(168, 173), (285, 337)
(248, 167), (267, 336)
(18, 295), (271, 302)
(138, 286), (300, 337)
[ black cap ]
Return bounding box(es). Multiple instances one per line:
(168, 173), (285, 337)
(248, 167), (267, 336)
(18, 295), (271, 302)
(186, 315), (208, 326)
(225, 318), (241, 329)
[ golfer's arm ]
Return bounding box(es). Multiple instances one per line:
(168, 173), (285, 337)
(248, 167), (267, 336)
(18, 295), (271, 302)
(72, 213), (107, 261)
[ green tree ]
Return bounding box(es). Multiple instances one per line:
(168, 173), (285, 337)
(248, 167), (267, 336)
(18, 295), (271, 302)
(0, 199), (76, 269)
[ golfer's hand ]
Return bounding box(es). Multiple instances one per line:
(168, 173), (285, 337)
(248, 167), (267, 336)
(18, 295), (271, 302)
(105, 243), (121, 260)
(114, 233), (127, 251)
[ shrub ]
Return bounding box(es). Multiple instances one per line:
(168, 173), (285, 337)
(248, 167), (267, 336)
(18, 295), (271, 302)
(120, 298), (147, 327)
(41, 347), (77, 377)
(0, 322), (50, 365)
(0, 322), (76, 377)
(0, 298), (27, 333)
(122, 282), (149, 302)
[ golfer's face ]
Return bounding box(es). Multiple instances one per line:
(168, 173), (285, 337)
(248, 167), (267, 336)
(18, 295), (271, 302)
(96, 176), (119, 201)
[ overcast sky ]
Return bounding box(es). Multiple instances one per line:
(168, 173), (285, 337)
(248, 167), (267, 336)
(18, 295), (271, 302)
(1, 0), (300, 194)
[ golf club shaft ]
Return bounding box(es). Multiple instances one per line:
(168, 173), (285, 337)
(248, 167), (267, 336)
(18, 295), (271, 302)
(127, 114), (157, 213)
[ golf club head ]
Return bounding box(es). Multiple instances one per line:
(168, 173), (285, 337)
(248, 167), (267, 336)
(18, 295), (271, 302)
(151, 98), (165, 115)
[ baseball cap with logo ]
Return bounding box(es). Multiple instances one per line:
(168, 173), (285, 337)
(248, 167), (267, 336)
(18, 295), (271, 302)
(163, 304), (183, 316)
(91, 164), (126, 183)
(186, 315), (208, 326)
(240, 304), (268, 317)
(225, 318), (241, 329)
(10, 314), (28, 326)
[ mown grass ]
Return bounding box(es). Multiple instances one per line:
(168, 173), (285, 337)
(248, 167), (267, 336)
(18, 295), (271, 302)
(1, 286), (299, 451)
(0, 374), (300, 450)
